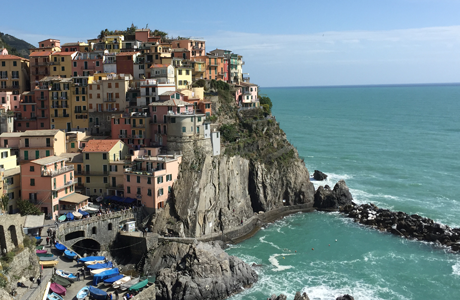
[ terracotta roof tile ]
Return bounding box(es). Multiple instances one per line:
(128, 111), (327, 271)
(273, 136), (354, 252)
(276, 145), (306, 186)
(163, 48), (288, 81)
(29, 51), (53, 57)
(82, 139), (120, 153)
(0, 55), (28, 61)
(52, 51), (77, 56)
(116, 52), (139, 56)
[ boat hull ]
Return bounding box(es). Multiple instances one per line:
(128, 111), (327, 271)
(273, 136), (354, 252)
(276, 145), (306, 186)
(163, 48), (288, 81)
(39, 261), (58, 268)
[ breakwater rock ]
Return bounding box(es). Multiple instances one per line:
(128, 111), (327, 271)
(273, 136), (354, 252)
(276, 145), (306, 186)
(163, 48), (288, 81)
(314, 180), (353, 209)
(313, 170), (328, 181)
(154, 241), (257, 300)
(340, 202), (460, 251)
(268, 292), (310, 300)
(336, 295), (354, 300)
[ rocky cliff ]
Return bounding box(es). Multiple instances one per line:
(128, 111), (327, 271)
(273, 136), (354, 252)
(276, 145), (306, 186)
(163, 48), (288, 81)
(152, 91), (315, 238)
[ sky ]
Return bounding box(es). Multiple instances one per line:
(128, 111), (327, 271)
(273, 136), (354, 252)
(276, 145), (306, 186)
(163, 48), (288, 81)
(2, 0), (460, 87)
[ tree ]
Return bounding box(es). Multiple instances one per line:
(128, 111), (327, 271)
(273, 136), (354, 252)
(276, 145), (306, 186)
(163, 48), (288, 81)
(152, 29), (168, 40)
(0, 195), (9, 213)
(17, 199), (41, 216)
(259, 95), (273, 114)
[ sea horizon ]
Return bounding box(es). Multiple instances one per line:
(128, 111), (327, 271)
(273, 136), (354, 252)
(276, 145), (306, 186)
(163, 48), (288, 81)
(261, 81), (460, 89)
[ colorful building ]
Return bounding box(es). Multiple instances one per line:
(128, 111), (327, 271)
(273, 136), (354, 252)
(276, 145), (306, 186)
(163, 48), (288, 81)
(15, 91), (39, 131)
(174, 66), (192, 90)
(0, 54), (30, 95)
(111, 111), (151, 150)
(116, 52), (140, 77)
(29, 51), (53, 91)
(72, 52), (103, 77)
(49, 52), (77, 78)
(21, 155), (86, 219)
(171, 38), (206, 58)
(81, 139), (129, 197)
(0, 148), (20, 213)
(124, 149), (182, 209)
(61, 42), (89, 53)
(70, 76), (94, 131)
(237, 82), (259, 108)
(137, 78), (175, 106)
(18, 129), (66, 161)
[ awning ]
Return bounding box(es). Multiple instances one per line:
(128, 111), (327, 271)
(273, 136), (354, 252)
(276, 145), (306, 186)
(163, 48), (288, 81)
(124, 197), (136, 204)
(24, 214), (45, 229)
(60, 193), (90, 204)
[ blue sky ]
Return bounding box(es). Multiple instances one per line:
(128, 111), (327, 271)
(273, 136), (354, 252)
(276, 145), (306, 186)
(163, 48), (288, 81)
(2, 0), (460, 87)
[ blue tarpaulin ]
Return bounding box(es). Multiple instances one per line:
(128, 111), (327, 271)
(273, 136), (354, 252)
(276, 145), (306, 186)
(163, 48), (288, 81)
(87, 261), (113, 270)
(124, 197), (136, 204)
(78, 209), (89, 217)
(103, 274), (124, 284)
(93, 268), (119, 285)
(55, 243), (67, 251)
(66, 212), (74, 221)
(78, 256), (105, 263)
(88, 286), (107, 300)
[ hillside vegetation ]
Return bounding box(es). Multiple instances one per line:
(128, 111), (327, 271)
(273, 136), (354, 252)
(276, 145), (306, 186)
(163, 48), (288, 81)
(0, 32), (35, 58)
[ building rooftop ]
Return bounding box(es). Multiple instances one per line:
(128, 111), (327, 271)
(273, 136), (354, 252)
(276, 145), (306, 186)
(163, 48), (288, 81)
(116, 52), (139, 56)
(59, 153), (83, 163)
(4, 166), (20, 177)
(0, 55), (28, 61)
(29, 51), (53, 57)
(149, 64), (170, 68)
(60, 193), (89, 204)
(80, 135), (109, 142)
(82, 139), (120, 153)
(149, 98), (190, 107)
(23, 214), (45, 229)
(52, 51), (77, 56)
(32, 155), (67, 165)
(0, 132), (24, 138)
(22, 129), (61, 137)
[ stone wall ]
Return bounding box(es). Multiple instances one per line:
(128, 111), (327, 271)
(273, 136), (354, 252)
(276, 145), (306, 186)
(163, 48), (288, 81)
(133, 283), (156, 300)
(0, 214), (25, 253)
(56, 210), (135, 249)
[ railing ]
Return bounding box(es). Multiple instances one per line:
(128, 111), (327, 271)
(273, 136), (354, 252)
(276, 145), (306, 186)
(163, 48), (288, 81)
(37, 96), (48, 100)
(131, 124), (145, 128)
(38, 105), (48, 109)
(42, 165), (74, 177)
(80, 170), (110, 176)
(74, 109), (87, 113)
(52, 180), (75, 191)
(103, 98), (116, 102)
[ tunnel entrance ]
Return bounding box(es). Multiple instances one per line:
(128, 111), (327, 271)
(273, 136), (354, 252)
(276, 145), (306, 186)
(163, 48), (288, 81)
(72, 239), (101, 257)
(65, 231), (85, 241)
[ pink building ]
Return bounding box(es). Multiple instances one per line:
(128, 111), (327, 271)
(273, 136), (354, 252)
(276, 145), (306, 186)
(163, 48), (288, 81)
(123, 150), (182, 209)
(111, 111), (151, 150)
(149, 94), (193, 146)
(172, 38), (206, 58)
(21, 155), (88, 219)
(72, 52), (104, 77)
(0, 48), (8, 55)
(237, 82), (259, 108)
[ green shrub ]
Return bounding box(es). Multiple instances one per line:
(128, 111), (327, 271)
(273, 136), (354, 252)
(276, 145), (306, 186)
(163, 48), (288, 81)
(23, 235), (35, 250)
(220, 124), (239, 143)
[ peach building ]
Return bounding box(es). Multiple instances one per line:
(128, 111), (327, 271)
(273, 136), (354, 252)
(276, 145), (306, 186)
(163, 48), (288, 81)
(19, 129), (66, 161)
(21, 155), (87, 219)
(171, 38), (206, 58)
(124, 149), (182, 209)
(111, 111), (151, 150)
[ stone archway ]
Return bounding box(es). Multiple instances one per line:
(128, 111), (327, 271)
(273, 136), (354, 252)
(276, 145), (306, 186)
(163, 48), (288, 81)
(65, 231), (85, 241)
(71, 238), (101, 257)
(0, 225), (6, 253)
(8, 225), (18, 248)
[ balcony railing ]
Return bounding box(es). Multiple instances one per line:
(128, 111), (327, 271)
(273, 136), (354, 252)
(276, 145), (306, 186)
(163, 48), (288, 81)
(52, 180), (75, 191)
(53, 114), (70, 118)
(79, 170), (110, 176)
(103, 98), (116, 102)
(131, 123), (145, 128)
(42, 165), (74, 177)
(38, 105), (48, 110)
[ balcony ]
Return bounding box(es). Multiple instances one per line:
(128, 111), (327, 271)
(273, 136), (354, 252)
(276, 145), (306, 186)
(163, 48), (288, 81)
(42, 165), (74, 177)
(53, 114), (70, 118)
(38, 105), (48, 110)
(49, 61), (60, 65)
(74, 109), (87, 114)
(80, 170), (110, 176)
(103, 98), (116, 102)
(37, 61), (49, 66)
(150, 73), (167, 78)
(52, 180), (75, 191)
(37, 96), (48, 100)
(80, 65), (96, 70)
(119, 134), (127, 138)
(132, 123), (145, 128)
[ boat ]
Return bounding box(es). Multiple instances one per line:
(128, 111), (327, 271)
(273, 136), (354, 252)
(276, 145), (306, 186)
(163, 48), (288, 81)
(87, 261), (112, 270)
(93, 268), (119, 285)
(66, 212), (74, 221)
(39, 261), (58, 268)
(73, 211), (82, 219)
(36, 245), (45, 250)
(47, 292), (64, 300)
(90, 267), (111, 275)
(49, 282), (66, 296)
(119, 277), (140, 291)
(55, 270), (77, 282)
(63, 249), (77, 260)
(103, 274), (124, 285)
(36, 249), (48, 254)
(78, 256), (105, 263)
(112, 275), (131, 289)
(58, 215), (66, 222)
(78, 209), (89, 218)
(39, 255), (58, 261)
(128, 278), (149, 292)
(35, 237), (43, 244)
(85, 260), (105, 266)
(76, 286), (89, 300)
(51, 275), (72, 288)
(37, 253), (54, 257)
(88, 286), (107, 300)
(54, 243), (67, 252)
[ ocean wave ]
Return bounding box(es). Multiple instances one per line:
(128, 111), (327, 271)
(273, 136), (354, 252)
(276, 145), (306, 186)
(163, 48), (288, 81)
(451, 262), (460, 276)
(269, 253), (295, 272)
(259, 236), (283, 251)
(302, 282), (410, 300)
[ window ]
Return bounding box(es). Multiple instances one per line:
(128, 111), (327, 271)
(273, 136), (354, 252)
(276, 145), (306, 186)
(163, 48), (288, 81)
(92, 227), (97, 234)
(1, 62), (4, 67)
(86, 177), (90, 183)
(186, 70), (190, 75)
(147, 189), (152, 196)
(96, 61), (100, 67)
(35, 150), (39, 159)
(136, 176), (141, 183)
(85, 153), (89, 160)
(46, 150), (50, 156)
(182, 127), (186, 133)
(102, 153), (107, 160)
(71, 143), (75, 148)
(24, 150), (28, 160)
(158, 188), (164, 196)
(178, 70), (182, 75)
(108, 223), (112, 230)
(198, 117), (201, 122)
(127, 186), (131, 194)
(103, 177), (108, 184)
(147, 177), (151, 184)
(30, 166), (34, 172)
(61, 66), (65, 71)
(127, 175), (130, 182)
(157, 176), (163, 184)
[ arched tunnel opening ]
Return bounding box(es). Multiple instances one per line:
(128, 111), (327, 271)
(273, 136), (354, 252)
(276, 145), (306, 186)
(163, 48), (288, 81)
(65, 231), (85, 241)
(72, 239), (101, 257)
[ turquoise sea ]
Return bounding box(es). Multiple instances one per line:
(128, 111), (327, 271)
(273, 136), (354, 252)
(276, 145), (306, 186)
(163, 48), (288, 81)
(227, 84), (460, 299)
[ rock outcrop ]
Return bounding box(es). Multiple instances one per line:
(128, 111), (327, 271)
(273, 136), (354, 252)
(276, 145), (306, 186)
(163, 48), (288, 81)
(313, 170), (328, 181)
(341, 202), (460, 252)
(336, 295), (354, 300)
(314, 180), (353, 209)
(154, 241), (257, 300)
(268, 292), (310, 300)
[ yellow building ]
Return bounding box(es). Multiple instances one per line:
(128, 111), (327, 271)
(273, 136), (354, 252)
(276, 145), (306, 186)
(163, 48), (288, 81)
(46, 77), (73, 130)
(19, 129), (66, 161)
(49, 52), (77, 78)
(59, 152), (84, 194)
(81, 139), (128, 196)
(174, 66), (192, 90)
(70, 76), (94, 130)
(0, 55), (30, 95)
(0, 148), (20, 213)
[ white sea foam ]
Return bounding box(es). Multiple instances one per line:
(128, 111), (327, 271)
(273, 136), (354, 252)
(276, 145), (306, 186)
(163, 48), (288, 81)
(452, 262), (460, 276)
(259, 236), (283, 251)
(268, 253), (295, 271)
(302, 282), (410, 300)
